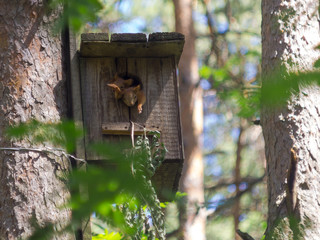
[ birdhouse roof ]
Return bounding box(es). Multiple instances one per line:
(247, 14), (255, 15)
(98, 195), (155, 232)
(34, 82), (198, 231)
(80, 32), (185, 64)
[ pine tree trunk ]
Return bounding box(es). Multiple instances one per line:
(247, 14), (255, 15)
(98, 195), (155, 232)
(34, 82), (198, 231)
(261, 0), (320, 238)
(172, 0), (206, 239)
(0, 1), (73, 239)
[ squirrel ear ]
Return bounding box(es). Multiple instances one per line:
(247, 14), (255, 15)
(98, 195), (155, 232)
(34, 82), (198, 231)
(110, 73), (118, 83)
(133, 85), (141, 92)
(107, 83), (121, 92)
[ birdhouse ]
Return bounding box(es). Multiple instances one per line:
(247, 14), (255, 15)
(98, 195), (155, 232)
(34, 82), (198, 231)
(78, 32), (184, 199)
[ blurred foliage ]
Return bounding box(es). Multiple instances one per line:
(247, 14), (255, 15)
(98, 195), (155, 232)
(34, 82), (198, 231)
(95, 0), (174, 33)
(6, 120), (168, 240)
(261, 69), (320, 108)
(6, 119), (83, 153)
(48, 0), (175, 33)
(49, 0), (104, 32)
(92, 229), (122, 240)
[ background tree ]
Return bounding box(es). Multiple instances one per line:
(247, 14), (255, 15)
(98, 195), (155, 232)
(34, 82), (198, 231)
(0, 1), (73, 239)
(261, 0), (320, 238)
(198, 0), (266, 239)
(172, 0), (206, 239)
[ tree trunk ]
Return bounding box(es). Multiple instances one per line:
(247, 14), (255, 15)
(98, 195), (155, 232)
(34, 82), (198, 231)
(0, 1), (73, 239)
(172, 0), (206, 239)
(261, 0), (320, 238)
(234, 121), (246, 240)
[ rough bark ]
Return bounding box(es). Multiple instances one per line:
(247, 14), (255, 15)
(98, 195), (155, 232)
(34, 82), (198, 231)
(0, 1), (73, 239)
(261, 0), (320, 238)
(173, 0), (206, 239)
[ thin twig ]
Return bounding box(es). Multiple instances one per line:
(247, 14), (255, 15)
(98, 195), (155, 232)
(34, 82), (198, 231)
(130, 121), (145, 129)
(236, 229), (255, 240)
(205, 175), (264, 191)
(205, 174), (265, 219)
(0, 147), (86, 163)
(130, 121), (135, 147)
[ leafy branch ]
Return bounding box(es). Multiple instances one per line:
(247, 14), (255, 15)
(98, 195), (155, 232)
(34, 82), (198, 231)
(4, 120), (167, 240)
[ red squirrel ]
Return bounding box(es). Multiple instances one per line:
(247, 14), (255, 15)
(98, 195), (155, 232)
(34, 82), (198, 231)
(122, 84), (146, 114)
(107, 73), (133, 100)
(107, 73), (146, 114)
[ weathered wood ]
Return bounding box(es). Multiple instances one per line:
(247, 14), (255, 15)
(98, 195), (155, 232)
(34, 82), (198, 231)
(69, 32), (92, 239)
(127, 57), (183, 160)
(152, 161), (183, 201)
(80, 32), (184, 63)
(80, 58), (129, 159)
(81, 33), (109, 41)
(102, 122), (160, 135)
(149, 32), (184, 41)
(79, 32), (185, 196)
(111, 33), (147, 42)
(81, 57), (183, 160)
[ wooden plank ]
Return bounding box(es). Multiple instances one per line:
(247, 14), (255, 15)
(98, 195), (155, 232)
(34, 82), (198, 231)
(81, 33), (109, 41)
(115, 58), (127, 75)
(148, 32), (184, 41)
(70, 34), (86, 163)
(159, 57), (184, 161)
(111, 33), (147, 42)
(128, 57), (183, 160)
(172, 57), (185, 161)
(69, 32), (92, 240)
(151, 161), (183, 201)
(102, 122), (160, 135)
(81, 32), (183, 42)
(80, 41), (184, 64)
(81, 58), (130, 159)
(102, 58), (131, 146)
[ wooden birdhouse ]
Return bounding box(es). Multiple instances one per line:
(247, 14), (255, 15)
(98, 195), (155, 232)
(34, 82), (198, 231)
(77, 32), (184, 199)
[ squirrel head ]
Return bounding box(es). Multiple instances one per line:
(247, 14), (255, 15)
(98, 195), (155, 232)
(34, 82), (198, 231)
(122, 85), (141, 107)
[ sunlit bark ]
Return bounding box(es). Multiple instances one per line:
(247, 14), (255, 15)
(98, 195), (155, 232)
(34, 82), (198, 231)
(261, 0), (320, 238)
(173, 0), (206, 239)
(0, 1), (73, 239)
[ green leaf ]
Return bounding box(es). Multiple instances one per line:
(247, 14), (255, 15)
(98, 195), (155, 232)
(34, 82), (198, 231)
(200, 65), (212, 79)
(92, 229), (122, 240)
(314, 59), (320, 68)
(160, 202), (168, 208)
(212, 69), (228, 83)
(50, 0), (104, 32)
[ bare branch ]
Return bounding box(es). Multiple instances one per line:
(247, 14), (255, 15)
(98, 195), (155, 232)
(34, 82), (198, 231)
(205, 175), (265, 192)
(203, 149), (227, 157)
(205, 174), (265, 220)
(0, 147), (86, 163)
(236, 229), (255, 240)
(166, 228), (181, 239)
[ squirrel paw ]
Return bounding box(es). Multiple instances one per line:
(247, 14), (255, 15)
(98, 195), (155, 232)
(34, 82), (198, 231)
(138, 105), (143, 114)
